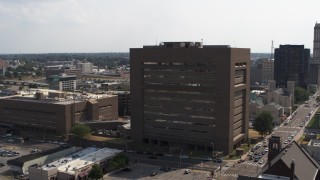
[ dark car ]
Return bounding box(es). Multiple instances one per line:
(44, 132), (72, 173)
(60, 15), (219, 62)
(123, 167), (131, 172)
(149, 156), (157, 159)
(216, 158), (223, 163)
(249, 156), (254, 160)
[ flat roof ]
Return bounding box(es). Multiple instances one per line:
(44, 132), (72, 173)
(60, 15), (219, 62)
(7, 146), (72, 167)
(1, 89), (117, 105)
(42, 147), (122, 175)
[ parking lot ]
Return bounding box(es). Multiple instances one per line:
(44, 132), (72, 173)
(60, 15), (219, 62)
(105, 163), (213, 180)
(0, 135), (61, 179)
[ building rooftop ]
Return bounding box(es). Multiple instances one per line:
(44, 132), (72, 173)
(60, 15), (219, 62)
(1, 89), (117, 105)
(41, 147), (121, 175)
(262, 141), (319, 180)
(7, 146), (72, 167)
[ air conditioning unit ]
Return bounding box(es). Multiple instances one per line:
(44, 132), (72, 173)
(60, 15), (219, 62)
(195, 42), (203, 48)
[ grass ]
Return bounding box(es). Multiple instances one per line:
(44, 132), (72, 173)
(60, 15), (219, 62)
(306, 116), (320, 129)
(224, 144), (253, 160)
(249, 129), (260, 139)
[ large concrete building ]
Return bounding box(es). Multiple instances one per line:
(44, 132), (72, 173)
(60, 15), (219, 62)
(0, 90), (118, 134)
(130, 42), (250, 154)
(274, 45), (310, 88)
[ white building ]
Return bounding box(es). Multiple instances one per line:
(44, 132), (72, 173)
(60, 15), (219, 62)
(29, 147), (122, 180)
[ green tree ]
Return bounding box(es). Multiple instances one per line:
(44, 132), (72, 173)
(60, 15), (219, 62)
(88, 164), (103, 180)
(316, 96), (320, 103)
(71, 124), (91, 138)
(108, 153), (129, 171)
(294, 87), (309, 103)
(253, 111), (273, 137)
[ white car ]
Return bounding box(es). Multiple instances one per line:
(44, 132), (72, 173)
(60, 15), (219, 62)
(258, 160), (263, 164)
(284, 140), (288, 144)
(184, 169), (191, 174)
(180, 155), (189, 159)
(264, 148), (269, 152)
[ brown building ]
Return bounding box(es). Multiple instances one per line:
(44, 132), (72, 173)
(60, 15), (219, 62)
(0, 91), (118, 134)
(130, 42), (250, 154)
(45, 66), (81, 79)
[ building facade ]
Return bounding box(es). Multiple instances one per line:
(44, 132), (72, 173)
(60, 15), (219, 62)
(261, 59), (274, 83)
(49, 75), (77, 91)
(0, 91), (118, 134)
(274, 45), (310, 88)
(309, 23), (320, 86)
(130, 42), (250, 154)
(0, 60), (9, 76)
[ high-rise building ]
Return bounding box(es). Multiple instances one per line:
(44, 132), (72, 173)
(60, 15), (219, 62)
(309, 23), (320, 86)
(274, 45), (310, 88)
(130, 42), (250, 154)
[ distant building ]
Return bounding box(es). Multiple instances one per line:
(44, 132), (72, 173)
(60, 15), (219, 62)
(0, 59), (9, 76)
(274, 45), (310, 88)
(130, 42), (250, 154)
(309, 23), (320, 87)
(0, 90), (118, 134)
(250, 63), (262, 85)
(250, 58), (274, 85)
(45, 65), (81, 79)
(78, 62), (93, 74)
(48, 74), (77, 91)
(261, 59), (274, 83)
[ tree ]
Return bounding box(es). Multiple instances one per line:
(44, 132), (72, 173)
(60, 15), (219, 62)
(88, 164), (103, 180)
(71, 124), (91, 138)
(316, 96), (320, 103)
(108, 153), (129, 171)
(253, 111), (273, 137)
(294, 87), (309, 103)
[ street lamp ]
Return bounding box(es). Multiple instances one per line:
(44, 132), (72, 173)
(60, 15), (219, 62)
(211, 142), (214, 159)
(179, 149), (183, 168)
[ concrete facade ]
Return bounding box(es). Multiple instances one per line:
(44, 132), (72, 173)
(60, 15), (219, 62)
(130, 42), (250, 154)
(0, 92), (118, 134)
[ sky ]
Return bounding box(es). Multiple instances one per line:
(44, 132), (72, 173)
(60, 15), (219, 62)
(0, 0), (319, 54)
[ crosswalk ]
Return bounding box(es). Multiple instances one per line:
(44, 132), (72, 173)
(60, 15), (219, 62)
(221, 173), (238, 177)
(242, 161), (264, 167)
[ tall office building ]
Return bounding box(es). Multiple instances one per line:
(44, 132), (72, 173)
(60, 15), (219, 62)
(130, 42), (250, 154)
(274, 45), (310, 88)
(309, 23), (320, 86)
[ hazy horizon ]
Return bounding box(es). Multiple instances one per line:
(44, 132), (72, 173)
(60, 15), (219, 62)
(0, 0), (319, 54)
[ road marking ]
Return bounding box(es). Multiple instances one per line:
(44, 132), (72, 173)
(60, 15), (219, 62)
(222, 173), (238, 177)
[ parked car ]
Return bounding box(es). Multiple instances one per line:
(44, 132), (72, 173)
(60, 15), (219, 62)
(180, 155), (189, 159)
(150, 171), (158, 176)
(184, 169), (191, 174)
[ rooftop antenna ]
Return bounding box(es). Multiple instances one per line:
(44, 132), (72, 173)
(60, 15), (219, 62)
(270, 40), (274, 60)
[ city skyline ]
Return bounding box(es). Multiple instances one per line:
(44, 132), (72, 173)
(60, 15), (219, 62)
(0, 0), (319, 54)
